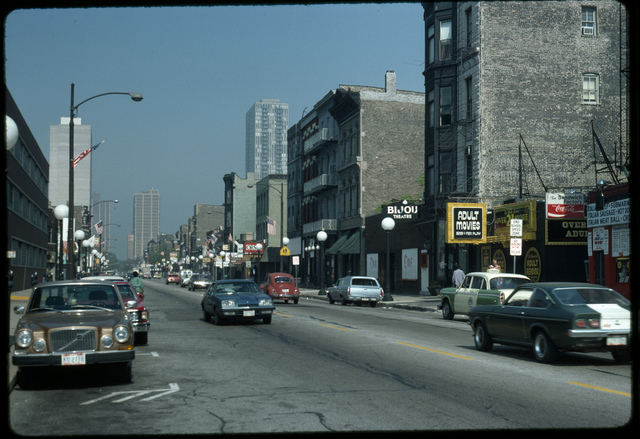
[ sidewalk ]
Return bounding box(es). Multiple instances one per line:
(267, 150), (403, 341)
(298, 287), (442, 313)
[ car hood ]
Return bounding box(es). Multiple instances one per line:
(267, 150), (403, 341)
(223, 293), (271, 306)
(18, 310), (128, 332)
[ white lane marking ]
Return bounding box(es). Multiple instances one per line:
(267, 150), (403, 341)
(81, 383), (179, 405)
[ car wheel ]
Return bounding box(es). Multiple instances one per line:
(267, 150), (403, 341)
(212, 308), (224, 326)
(293, 297), (299, 304)
(369, 302), (377, 308)
(203, 307), (212, 323)
(135, 332), (148, 345)
(263, 315), (272, 324)
(341, 296), (348, 306)
(612, 348), (631, 363)
(533, 330), (558, 363)
(442, 300), (454, 320)
(473, 322), (493, 352)
(328, 294), (335, 304)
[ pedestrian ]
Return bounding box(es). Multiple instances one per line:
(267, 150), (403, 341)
(487, 259), (501, 273)
(130, 270), (144, 296)
(452, 265), (465, 288)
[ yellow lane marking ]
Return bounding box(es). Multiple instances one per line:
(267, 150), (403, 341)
(274, 312), (294, 318)
(318, 323), (354, 332)
(569, 382), (631, 397)
(397, 342), (475, 360)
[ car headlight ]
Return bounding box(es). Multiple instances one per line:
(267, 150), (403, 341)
(140, 310), (148, 320)
(221, 300), (236, 308)
(101, 335), (114, 349)
(259, 298), (273, 307)
(114, 325), (130, 343)
(16, 329), (33, 348)
(33, 339), (46, 352)
(129, 311), (140, 321)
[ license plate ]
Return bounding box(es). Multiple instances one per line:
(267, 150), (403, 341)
(243, 310), (255, 317)
(282, 289), (289, 293)
(607, 336), (627, 346)
(62, 353), (86, 366)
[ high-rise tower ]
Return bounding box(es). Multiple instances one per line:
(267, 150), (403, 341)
(133, 189), (160, 262)
(246, 99), (289, 180)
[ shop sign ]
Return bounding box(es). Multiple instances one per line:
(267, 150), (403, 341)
(494, 200), (537, 237)
(385, 200), (418, 220)
(545, 193), (585, 219)
(446, 203), (486, 243)
(545, 220), (588, 245)
(586, 198), (630, 227)
(244, 242), (263, 255)
(524, 247), (541, 282)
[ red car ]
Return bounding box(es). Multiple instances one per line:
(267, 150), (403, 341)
(261, 273), (300, 304)
(166, 273), (180, 284)
(114, 281), (150, 345)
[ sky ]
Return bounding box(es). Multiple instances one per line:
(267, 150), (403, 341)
(4, 3), (426, 261)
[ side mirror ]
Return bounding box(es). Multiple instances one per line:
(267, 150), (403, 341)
(126, 300), (138, 309)
(14, 306), (25, 315)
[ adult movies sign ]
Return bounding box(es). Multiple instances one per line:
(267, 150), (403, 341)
(447, 203), (486, 243)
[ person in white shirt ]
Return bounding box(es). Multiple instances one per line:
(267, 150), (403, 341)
(452, 265), (465, 288)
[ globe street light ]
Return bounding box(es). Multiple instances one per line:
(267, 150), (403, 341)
(381, 217), (395, 301)
(316, 230), (328, 293)
(67, 83), (142, 279)
(54, 204), (69, 280)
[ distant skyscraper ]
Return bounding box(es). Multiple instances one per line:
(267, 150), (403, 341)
(133, 189), (160, 262)
(246, 99), (289, 179)
(49, 117), (92, 207)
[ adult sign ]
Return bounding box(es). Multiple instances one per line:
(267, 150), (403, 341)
(447, 203), (487, 243)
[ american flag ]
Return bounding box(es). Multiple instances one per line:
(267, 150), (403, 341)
(72, 140), (105, 168)
(94, 220), (103, 235)
(267, 217), (276, 235)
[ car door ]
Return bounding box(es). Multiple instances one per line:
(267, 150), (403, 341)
(487, 287), (534, 341)
(454, 275), (482, 314)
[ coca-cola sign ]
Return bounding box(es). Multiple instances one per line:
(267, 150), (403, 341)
(546, 193), (585, 219)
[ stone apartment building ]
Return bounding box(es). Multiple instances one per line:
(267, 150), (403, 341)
(288, 71), (425, 285)
(422, 1), (629, 284)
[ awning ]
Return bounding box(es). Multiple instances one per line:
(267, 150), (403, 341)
(325, 235), (349, 255)
(340, 230), (361, 254)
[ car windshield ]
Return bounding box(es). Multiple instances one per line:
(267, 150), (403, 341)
(274, 276), (293, 284)
(116, 283), (138, 301)
(489, 277), (529, 290)
(352, 278), (378, 286)
(28, 284), (123, 311)
(554, 287), (630, 306)
(214, 282), (261, 294)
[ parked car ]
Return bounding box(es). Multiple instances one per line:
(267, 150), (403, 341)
(113, 281), (150, 345)
(261, 273), (300, 304)
(188, 274), (213, 291)
(166, 273), (180, 284)
(180, 273), (194, 288)
(440, 272), (530, 319)
(326, 276), (384, 307)
(12, 280), (136, 388)
(201, 280), (275, 325)
(468, 282), (631, 363)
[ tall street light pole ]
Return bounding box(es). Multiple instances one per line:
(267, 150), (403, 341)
(67, 83), (142, 279)
(381, 217), (395, 301)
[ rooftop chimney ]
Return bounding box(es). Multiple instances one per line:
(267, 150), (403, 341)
(385, 70), (397, 93)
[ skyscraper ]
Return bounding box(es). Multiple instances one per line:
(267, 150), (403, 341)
(133, 189), (160, 262)
(246, 99), (289, 180)
(49, 117), (92, 208)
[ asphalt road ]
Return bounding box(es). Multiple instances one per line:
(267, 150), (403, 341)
(8, 280), (634, 435)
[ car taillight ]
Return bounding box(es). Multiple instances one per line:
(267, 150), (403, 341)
(380, 288), (384, 298)
(575, 318), (600, 328)
(500, 291), (505, 304)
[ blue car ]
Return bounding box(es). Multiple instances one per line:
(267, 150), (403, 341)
(201, 280), (275, 325)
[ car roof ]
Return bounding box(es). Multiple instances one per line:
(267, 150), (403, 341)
(465, 272), (530, 279)
(82, 275), (127, 281)
(518, 282), (615, 290)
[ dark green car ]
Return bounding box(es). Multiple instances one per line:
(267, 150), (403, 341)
(468, 282), (631, 363)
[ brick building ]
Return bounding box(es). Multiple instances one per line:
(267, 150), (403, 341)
(421, 1), (629, 287)
(288, 71), (425, 285)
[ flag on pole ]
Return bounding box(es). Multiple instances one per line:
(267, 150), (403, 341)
(267, 217), (276, 235)
(72, 140), (105, 168)
(94, 220), (103, 235)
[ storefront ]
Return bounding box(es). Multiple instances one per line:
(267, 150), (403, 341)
(586, 183), (631, 299)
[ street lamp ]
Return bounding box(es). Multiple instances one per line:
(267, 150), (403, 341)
(316, 230), (327, 293)
(381, 217), (395, 301)
(74, 230), (85, 278)
(54, 204), (69, 280)
(67, 83), (142, 279)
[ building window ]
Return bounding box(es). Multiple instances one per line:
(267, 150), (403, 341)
(428, 25), (435, 64)
(465, 76), (473, 120)
(440, 86), (452, 126)
(440, 20), (452, 60)
(465, 7), (472, 47)
(582, 6), (596, 36)
(428, 90), (435, 128)
(583, 74), (599, 104)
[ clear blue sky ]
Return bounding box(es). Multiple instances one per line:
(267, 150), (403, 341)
(5, 4), (425, 261)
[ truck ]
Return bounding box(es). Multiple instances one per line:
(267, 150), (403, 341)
(326, 276), (384, 307)
(440, 272), (530, 320)
(141, 266), (152, 279)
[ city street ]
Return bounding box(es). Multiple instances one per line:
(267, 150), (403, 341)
(9, 280), (632, 435)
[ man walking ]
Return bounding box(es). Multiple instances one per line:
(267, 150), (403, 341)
(452, 265), (465, 288)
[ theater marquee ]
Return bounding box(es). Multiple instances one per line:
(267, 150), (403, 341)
(446, 203), (487, 244)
